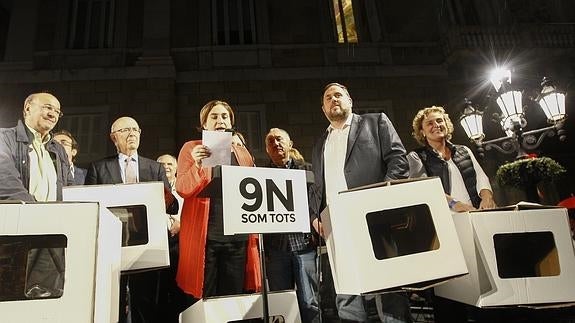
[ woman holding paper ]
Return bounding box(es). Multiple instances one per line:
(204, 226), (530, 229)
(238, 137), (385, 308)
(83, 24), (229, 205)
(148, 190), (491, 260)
(175, 100), (260, 299)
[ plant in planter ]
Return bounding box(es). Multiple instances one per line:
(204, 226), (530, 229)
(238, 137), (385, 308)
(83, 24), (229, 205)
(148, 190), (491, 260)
(496, 156), (566, 203)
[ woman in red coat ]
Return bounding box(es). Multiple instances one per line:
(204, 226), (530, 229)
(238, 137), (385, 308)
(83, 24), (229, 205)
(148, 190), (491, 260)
(176, 100), (260, 299)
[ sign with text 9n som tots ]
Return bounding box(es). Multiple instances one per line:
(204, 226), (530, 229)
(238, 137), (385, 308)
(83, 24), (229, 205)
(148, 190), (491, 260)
(222, 165), (310, 235)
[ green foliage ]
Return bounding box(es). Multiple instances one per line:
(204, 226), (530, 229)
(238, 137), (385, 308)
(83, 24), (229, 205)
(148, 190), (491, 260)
(496, 157), (566, 188)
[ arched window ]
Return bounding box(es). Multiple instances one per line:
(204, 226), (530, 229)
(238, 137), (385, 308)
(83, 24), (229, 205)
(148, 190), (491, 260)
(330, 0), (358, 43)
(212, 0), (257, 45)
(67, 0), (116, 49)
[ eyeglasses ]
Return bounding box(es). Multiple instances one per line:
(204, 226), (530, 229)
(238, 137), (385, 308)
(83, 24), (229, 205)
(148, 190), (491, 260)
(33, 103), (63, 118)
(113, 127), (141, 134)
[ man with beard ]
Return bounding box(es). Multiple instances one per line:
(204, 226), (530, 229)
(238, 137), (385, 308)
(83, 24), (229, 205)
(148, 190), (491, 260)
(86, 116), (178, 323)
(263, 128), (319, 323)
(309, 83), (412, 323)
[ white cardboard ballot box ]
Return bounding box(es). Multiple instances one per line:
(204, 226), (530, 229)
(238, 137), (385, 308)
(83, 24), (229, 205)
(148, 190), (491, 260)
(320, 177), (468, 295)
(0, 201), (121, 323)
(63, 182), (170, 272)
(434, 204), (575, 307)
(180, 291), (301, 323)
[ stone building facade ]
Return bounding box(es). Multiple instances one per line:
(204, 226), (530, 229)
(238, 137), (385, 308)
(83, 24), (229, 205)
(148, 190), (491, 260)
(0, 0), (574, 202)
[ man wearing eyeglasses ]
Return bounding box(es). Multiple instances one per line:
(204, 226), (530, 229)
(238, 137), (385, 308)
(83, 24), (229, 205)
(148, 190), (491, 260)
(53, 130), (87, 185)
(85, 116), (178, 323)
(0, 92), (71, 298)
(0, 92), (70, 201)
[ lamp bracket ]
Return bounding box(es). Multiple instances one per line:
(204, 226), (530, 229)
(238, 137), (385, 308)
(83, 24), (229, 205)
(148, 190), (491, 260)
(477, 121), (566, 159)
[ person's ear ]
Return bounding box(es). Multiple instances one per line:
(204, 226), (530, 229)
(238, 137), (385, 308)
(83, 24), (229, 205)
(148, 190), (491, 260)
(71, 148), (78, 158)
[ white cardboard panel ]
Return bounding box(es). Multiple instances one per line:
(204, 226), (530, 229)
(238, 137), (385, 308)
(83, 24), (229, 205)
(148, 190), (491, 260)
(321, 177), (468, 295)
(180, 291), (301, 323)
(94, 207), (122, 323)
(63, 182), (170, 272)
(435, 206), (575, 307)
(0, 202), (121, 323)
(221, 165), (310, 235)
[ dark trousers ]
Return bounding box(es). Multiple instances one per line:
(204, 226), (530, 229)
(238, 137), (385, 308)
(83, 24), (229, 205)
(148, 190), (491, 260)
(203, 239), (247, 297)
(157, 233), (188, 323)
(118, 275), (129, 323)
(120, 234), (185, 323)
(129, 271), (159, 323)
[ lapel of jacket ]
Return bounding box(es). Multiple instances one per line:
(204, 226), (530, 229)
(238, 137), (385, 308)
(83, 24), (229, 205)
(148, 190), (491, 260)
(138, 157), (153, 182)
(105, 157), (124, 184)
(345, 113), (361, 165)
(318, 129), (329, 186)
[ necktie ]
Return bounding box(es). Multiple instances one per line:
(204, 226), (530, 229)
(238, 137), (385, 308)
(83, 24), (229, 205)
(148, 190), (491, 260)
(125, 157), (137, 184)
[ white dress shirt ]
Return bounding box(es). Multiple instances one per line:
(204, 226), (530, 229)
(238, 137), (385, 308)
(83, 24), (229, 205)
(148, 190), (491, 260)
(118, 153), (139, 183)
(448, 146), (492, 205)
(323, 114), (353, 207)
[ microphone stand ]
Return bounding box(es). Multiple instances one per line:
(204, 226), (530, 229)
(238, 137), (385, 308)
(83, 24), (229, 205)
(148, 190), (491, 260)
(227, 128), (269, 322)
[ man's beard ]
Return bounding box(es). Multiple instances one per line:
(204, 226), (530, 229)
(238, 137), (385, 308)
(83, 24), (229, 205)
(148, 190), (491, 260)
(328, 109), (349, 122)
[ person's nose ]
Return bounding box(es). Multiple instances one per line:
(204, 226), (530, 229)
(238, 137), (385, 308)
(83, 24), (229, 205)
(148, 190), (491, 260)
(45, 109), (56, 119)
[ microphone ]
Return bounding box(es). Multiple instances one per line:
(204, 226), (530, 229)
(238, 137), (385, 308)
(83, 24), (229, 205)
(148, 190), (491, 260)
(226, 128), (255, 166)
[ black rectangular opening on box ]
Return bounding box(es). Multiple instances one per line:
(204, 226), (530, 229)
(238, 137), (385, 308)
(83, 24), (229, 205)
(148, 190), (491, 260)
(0, 234), (67, 302)
(107, 205), (149, 247)
(365, 204), (439, 260)
(493, 231), (560, 279)
(229, 316), (285, 323)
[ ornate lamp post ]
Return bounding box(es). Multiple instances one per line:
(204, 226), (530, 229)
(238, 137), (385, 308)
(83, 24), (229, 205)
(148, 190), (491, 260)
(459, 69), (567, 159)
(459, 69), (568, 203)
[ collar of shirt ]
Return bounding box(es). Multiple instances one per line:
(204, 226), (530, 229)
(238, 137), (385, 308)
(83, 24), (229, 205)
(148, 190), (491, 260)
(326, 112), (353, 133)
(118, 153), (140, 174)
(270, 158), (293, 169)
(118, 152), (139, 162)
(24, 124), (51, 145)
(118, 152), (139, 182)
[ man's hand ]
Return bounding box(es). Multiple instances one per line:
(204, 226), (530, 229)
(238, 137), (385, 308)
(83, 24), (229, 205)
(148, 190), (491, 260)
(169, 219), (180, 237)
(479, 189), (497, 210)
(312, 218), (324, 238)
(453, 201), (476, 212)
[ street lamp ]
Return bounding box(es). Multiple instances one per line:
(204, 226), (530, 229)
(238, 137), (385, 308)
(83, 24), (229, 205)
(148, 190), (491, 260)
(459, 70), (567, 159)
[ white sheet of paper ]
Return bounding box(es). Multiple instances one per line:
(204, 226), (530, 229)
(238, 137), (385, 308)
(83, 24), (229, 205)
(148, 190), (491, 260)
(202, 130), (232, 167)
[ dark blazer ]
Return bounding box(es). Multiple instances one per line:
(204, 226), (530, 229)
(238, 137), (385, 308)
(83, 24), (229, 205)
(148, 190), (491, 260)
(72, 166), (87, 185)
(85, 154), (178, 214)
(309, 113), (409, 222)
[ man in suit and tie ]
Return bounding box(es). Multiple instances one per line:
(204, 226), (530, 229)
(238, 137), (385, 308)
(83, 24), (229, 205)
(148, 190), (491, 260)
(85, 116), (178, 323)
(53, 130), (87, 185)
(309, 83), (412, 323)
